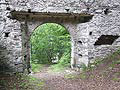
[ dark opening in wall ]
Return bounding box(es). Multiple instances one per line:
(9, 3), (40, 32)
(24, 55), (27, 61)
(4, 32), (10, 37)
(104, 8), (109, 15)
(28, 9), (31, 13)
(24, 42), (27, 47)
(7, 15), (16, 19)
(78, 41), (82, 44)
(14, 35), (17, 38)
(78, 54), (82, 57)
(6, 7), (10, 10)
(65, 9), (70, 12)
(94, 35), (119, 45)
(89, 32), (92, 35)
(79, 15), (93, 23)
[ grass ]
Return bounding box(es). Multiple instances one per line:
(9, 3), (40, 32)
(31, 62), (68, 73)
(31, 63), (45, 73)
(64, 74), (77, 79)
(79, 73), (87, 79)
(112, 77), (120, 81)
(49, 64), (66, 72)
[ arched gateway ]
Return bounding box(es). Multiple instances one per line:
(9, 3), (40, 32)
(13, 11), (92, 72)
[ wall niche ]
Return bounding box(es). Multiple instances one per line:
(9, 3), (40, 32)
(94, 35), (119, 45)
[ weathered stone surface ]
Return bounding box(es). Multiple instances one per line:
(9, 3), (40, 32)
(0, 0), (120, 72)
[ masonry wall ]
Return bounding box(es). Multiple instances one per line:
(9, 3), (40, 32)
(0, 0), (120, 72)
(77, 1), (120, 64)
(77, 14), (120, 64)
(0, 0), (23, 72)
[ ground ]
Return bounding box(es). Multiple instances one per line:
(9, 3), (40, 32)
(32, 65), (80, 90)
(31, 62), (120, 90)
(0, 52), (120, 90)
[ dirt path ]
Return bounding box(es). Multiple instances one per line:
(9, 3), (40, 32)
(31, 64), (120, 90)
(32, 65), (81, 90)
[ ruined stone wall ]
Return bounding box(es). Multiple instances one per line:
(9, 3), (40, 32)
(9, 0), (85, 13)
(0, 0), (23, 72)
(0, 0), (120, 72)
(77, 0), (120, 64)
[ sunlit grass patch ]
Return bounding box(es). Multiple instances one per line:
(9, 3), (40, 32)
(64, 74), (77, 79)
(79, 73), (87, 79)
(49, 64), (66, 72)
(31, 63), (45, 73)
(112, 77), (120, 82)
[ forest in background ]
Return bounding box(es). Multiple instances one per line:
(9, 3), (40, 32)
(30, 23), (71, 72)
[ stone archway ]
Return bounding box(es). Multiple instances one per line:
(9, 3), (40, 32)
(19, 13), (80, 72)
(10, 10), (93, 73)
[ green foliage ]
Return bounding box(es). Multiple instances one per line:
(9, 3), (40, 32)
(31, 63), (44, 73)
(49, 64), (65, 72)
(30, 23), (71, 65)
(79, 73), (86, 79)
(58, 50), (71, 66)
(49, 50), (71, 72)
(64, 74), (77, 79)
(112, 77), (120, 81)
